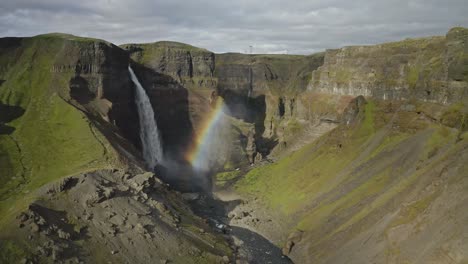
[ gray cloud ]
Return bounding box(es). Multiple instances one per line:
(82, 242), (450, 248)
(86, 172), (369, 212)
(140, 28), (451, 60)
(0, 0), (467, 54)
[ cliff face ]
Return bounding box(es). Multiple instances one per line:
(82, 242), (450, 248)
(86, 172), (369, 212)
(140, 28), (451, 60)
(53, 36), (141, 146)
(0, 34), (141, 216)
(0, 34), (233, 264)
(122, 41), (217, 90)
(309, 27), (468, 104)
(122, 42), (326, 163)
(1, 28), (467, 264)
(120, 28), (468, 165)
(214, 53), (327, 160)
(215, 53), (323, 95)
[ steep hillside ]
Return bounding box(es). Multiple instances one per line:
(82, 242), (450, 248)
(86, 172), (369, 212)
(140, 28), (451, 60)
(234, 96), (468, 263)
(0, 34), (127, 224)
(227, 28), (468, 264)
(0, 35), (233, 263)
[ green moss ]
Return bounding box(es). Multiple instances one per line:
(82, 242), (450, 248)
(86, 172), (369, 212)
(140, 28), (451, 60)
(389, 191), (439, 228)
(0, 240), (31, 263)
(183, 224), (231, 252)
(424, 126), (456, 159)
(34, 33), (106, 43)
(234, 99), (460, 246)
(0, 36), (112, 228)
(236, 100), (378, 214)
(122, 41), (211, 66)
(440, 102), (468, 131)
(216, 170), (241, 181)
(298, 168), (391, 232)
(215, 170), (241, 188)
(366, 132), (410, 161)
(407, 66), (420, 89)
(284, 119), (304, 137)
(354, 100), (376, 138)
(216, 52), (324, 96)
(335, 69), (352, 85)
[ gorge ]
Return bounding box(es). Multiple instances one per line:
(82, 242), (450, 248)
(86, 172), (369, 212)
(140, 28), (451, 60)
(0, 27), (467, 264)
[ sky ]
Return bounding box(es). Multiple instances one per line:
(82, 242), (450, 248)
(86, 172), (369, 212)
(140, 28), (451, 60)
(0, 0), (467, 54)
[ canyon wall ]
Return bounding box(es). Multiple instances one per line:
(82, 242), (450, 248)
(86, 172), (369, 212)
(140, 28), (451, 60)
(215, 53), (325, 138)
(0, 34), (234, 263)
(122, 27), (467, 166)
(0, 34), (139, 225)
(121, 41), (217, 90)
(308, 27), (468, 104)
(121, 42), (211, 160)
(122, 42), (326, 162)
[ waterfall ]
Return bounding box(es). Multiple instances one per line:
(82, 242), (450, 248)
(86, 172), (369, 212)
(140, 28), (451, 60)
(129, 66), (163, 169)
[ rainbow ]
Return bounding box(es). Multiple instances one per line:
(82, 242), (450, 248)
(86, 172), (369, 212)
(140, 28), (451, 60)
(185, 97), (226, 170)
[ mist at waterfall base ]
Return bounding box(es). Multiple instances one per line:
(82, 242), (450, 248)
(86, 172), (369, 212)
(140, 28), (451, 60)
(129, 66), (163, 169)
(160, 97), (232, 192)
(130, 66), (231, 191)
(186, 97), (231, 173)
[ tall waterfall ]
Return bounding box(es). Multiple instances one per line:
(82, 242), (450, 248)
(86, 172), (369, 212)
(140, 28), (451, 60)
(129, 66), (163, 169)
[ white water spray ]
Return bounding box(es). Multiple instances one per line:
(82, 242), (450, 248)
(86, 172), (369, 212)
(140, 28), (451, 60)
(129, 66), (163, 169)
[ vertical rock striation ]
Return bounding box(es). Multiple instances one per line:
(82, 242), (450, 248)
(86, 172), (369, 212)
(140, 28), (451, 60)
(308, 27), (468, 104)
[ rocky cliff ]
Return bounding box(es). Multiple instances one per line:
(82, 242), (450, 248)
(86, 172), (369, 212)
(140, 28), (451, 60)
(1, 27), (467, 264)
(215, 52), (325, 136)
(121, 42), (326, 164)
(309, 27), (468, 104)
(230, 27), (468, 264)
(0, 34), (233, 263)
(121, 41), (217, 90)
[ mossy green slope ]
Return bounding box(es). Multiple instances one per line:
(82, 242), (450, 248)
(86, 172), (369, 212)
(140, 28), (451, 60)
(235, 99), (468, 263)
(0, 35), (115, 227)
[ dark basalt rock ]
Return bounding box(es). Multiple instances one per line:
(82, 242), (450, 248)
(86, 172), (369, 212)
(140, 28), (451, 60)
(341, 95), (367, 125)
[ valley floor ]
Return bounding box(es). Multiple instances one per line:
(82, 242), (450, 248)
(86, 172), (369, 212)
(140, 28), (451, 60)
(188, 190), (292, 264)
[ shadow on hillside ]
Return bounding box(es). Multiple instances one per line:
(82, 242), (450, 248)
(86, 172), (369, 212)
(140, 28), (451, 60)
(70, 75), (94, 104)
(30, 202), (91, 261)
(0, 102), (25, 135)
(155, 161), (214, 193)
(70, 60), (95, 105)
(129, 62), (212, 192)
(130, 62), (195, 163)
(219, 89), (278, 157)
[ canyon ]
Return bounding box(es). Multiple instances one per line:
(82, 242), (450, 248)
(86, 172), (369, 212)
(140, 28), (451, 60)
(0, 27), (467, 263)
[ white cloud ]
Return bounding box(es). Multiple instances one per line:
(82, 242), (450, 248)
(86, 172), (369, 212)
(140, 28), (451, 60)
(0, 0), (467, 54)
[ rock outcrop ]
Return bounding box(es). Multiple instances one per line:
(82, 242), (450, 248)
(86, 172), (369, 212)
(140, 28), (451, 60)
(215, 53), (325, 141)
(122, 41), (217, 90)
(122, 42), (327, 164)
(308, 27), (468, 104)
(11, 169), (232, 263)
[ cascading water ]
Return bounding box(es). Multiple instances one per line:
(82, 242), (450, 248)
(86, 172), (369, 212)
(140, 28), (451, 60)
(129, 66), (163, 169)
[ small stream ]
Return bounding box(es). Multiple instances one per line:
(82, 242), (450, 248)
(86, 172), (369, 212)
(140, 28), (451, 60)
(188, 193), (293, 264)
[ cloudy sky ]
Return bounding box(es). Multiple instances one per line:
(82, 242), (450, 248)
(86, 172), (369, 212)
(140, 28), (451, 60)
(0, 0), (467, 54)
